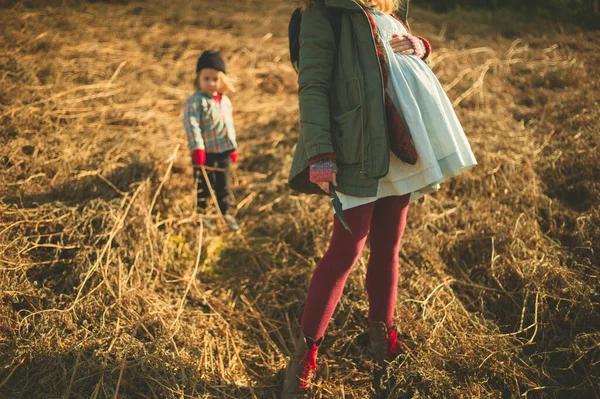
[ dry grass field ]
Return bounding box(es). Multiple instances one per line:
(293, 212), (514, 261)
(1, 0), (599, 398)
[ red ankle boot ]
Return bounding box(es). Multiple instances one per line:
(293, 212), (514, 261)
(368, 321), (404, 366)
(281, 334), (322, 398)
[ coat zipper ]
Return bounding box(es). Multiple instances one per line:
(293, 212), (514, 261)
(356, 80), (366, 177)
(358, 6), (389, 178)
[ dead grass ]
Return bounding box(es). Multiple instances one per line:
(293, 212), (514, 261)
(1, 1), (599, 398)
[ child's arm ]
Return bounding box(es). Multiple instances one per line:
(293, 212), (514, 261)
(222, 96), (238, 150)
(297, 2), (336, 161)
(183, 96), (206, 153)
(222, 95), (238, 163)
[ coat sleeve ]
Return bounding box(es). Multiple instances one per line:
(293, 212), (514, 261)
(297, 2), (336, 159)
(223, 95), (238, 149)
(183, 96), (206, 151)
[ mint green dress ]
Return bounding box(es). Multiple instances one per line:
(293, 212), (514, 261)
(336, 8), (477, 210)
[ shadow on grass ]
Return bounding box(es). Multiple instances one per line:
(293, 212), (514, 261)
(5, 157), (153, 209)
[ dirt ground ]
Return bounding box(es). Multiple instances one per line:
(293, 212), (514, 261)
(1, 0), (599, 398)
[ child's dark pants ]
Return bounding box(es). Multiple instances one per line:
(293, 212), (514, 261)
(301, 194), (411, 340)
(195, 152), (231, 215)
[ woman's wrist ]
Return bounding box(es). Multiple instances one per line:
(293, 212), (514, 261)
(308, 153), (336, 164)
(416, 36), (432, 60)
(309, 158), (338, 183)
(407, 35), (425, 59)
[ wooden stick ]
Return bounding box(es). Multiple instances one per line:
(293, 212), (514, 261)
(64, 351), (82, 399)
(194, 165), (226, 173)
(199, 166), (226, 224)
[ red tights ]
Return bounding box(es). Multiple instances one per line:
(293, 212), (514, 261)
(301, 194), (410, 340)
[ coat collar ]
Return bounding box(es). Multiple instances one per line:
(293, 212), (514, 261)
(298, 0), (362, 11)
(298, 0), (409, 21)
(325, 0), (362, 10)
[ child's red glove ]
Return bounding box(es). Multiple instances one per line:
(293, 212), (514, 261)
(230, 151), (238, 163)
(191, 149), (206, 166)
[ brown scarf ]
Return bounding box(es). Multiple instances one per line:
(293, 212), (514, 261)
(364, 9), (418, 165)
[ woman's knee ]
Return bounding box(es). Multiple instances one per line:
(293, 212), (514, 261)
(321, 240), (364, 271)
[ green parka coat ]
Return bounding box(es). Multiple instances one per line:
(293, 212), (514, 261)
(288, 0), (421, 197)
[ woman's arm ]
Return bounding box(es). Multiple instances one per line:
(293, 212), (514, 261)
(389, 34), (432, 60)
(297, 2), (337, 160)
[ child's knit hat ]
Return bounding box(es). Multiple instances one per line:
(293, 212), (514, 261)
(196, 50), (226, 74)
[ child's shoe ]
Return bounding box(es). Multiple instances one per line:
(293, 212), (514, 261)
(201, 216), (215, 231)
(223, 214), (239, 232)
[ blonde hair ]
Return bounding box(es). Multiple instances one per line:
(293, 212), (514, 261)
(194, 70), (236, 94)
(354, 0), (402, 14)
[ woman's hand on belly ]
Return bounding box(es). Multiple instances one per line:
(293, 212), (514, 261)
(389, 34), (425, 58)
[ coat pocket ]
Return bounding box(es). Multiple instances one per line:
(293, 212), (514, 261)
(332, 105), (362, 166)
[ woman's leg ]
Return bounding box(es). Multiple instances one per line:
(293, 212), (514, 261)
(366, 194), (410, 327)
(301, 202), (375, 340)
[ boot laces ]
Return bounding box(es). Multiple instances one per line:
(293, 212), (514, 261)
(298, 344), (318, 390)
(387, 329), (402, 360)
